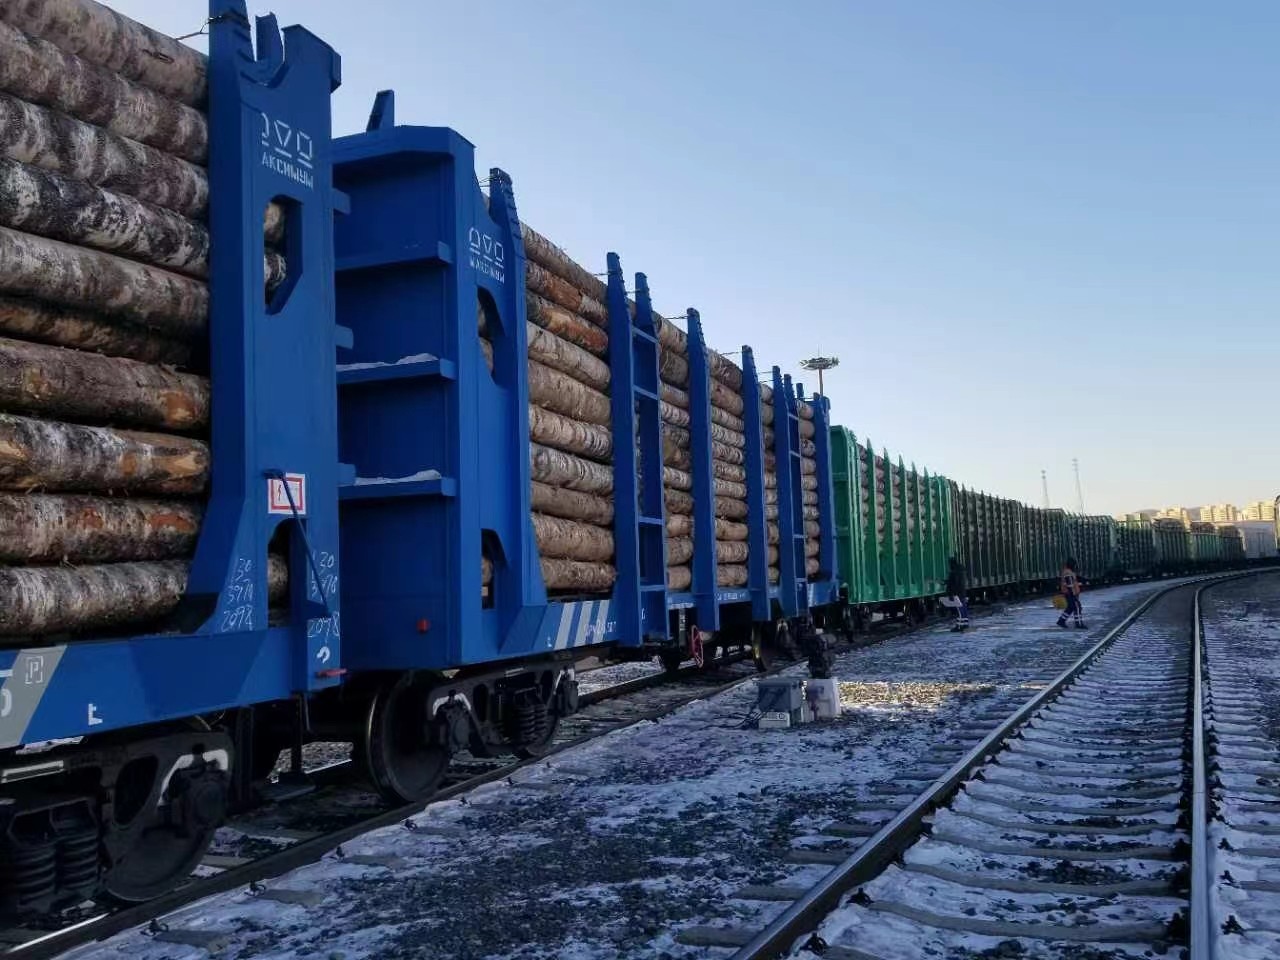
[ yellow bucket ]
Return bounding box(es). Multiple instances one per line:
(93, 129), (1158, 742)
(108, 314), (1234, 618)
(1052, 595), (1067, 610)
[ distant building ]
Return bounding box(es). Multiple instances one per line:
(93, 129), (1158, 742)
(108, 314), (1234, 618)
(1243, 500), (1277, 522)
(1156, 506), (1195, 527)
(1201, 503), (1239, 523)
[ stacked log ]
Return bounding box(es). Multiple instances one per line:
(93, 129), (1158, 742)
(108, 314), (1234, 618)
(0, 2), (286, 638)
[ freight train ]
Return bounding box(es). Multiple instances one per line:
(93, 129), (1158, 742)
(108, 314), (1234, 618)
(0, 0), (1249, 918)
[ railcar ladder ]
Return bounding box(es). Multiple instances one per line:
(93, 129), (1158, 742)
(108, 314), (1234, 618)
(607, 256), (668, 643)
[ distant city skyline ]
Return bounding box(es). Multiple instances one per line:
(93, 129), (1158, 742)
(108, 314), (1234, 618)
(1120, 499), (1276, 525)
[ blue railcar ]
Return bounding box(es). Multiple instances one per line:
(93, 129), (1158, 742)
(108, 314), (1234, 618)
(0, 1), (343, 914)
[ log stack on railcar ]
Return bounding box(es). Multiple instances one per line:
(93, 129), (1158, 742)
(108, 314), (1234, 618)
(0, 1), (300, 639)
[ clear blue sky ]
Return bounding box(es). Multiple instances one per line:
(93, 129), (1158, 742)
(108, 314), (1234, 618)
(119, 1), (1280, 515)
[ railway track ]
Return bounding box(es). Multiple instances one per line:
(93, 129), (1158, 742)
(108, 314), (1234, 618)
(0, 632), (873, 959)
(655, 572), (1264, 960)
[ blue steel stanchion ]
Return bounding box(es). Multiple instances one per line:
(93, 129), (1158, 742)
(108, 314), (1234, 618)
(772, 368), (805, 618)
(606, 256), (668, 645)
(811, 393), (837, 588)
(741, 347), (770, 622)
(687, 310), (720, 632)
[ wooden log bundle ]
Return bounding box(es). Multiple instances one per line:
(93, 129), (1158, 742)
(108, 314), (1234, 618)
(0, 2), (291, 637)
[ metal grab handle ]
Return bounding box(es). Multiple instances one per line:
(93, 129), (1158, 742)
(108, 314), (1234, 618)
(263, 469), (333, 617)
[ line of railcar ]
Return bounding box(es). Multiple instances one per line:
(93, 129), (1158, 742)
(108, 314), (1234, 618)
(0, 0), (1251, 919)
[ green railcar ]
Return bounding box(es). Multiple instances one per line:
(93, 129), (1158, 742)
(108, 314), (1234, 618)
(830, 428), (950, 605)
(1152, 519), (1190, 572)
(946, 483), (1025, 589)
(1116, 519), (1157, 575)
(1065, 514), (1117, 582)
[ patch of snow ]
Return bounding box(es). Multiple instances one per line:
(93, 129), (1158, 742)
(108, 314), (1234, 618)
(352, 469), (442, 486)
(337, 351), (438, 371)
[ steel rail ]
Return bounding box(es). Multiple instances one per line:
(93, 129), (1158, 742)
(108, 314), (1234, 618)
(731, 572), (1255, 960)
(1188, 578), (1214, 960)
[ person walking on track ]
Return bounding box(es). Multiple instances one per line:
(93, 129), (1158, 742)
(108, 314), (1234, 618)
(945, 556), (970, 632)
(1057, 557), (1086, 629)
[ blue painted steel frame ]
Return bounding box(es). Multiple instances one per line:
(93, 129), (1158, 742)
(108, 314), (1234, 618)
(741, 348), (771, 621)
(773, 369), (808, 617)
(606, 257), (668, 643)
(685, 311), (721, 629)
(334, 98), (629, 672)
(799, 384), (840, 608)
(0, 2), (344, 750)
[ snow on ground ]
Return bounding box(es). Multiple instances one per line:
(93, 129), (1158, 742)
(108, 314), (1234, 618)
(68, 579), (1195, 960)
(1203, 572), (1280, 960)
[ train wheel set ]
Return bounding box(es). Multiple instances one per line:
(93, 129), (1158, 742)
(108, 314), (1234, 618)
(0, 0), (1253, 924)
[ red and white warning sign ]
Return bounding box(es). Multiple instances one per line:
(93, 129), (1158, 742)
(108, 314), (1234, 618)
(267, 473), (307, 515)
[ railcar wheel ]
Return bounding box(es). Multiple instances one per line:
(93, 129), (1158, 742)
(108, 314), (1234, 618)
(513, 708), (561, 759)
(102, 722), (228, 904)
(362, 678), (449, 805)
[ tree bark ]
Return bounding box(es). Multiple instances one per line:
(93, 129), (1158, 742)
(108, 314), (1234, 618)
(531, 480), (613, 525)
(525, 260), (607, 327)
(527, 357), (611, 426)
(2, 0), (209, 106)
(0, 92), (206, 217)
(520, 223), (607, 305)
(718, 518), (748, 541)
(805, 520), (821, 538)
(806, 558), (820, 577)
(667, 565), (691, 590)
(0, 20), (207, 162)
(801, 456), (816, 476)
(525, 292), (608, 357)
(665, 537), (692, 565)
(0, 336), (209, 430)
(716, 540), (748, 563)
(527, 322), (610, 392)
(798, 419), (815, 440)
(0, 156), (210, 277)
(716, 497), (748, 520)
(666, 513), (692, 537)
(710, 380), (743, 417)
(713, 460), (746, 484)
(806, 538), (820, 559)
(0, 492), (199, 562)
(0, 226), (206, 337)
(658, 348), (688, 386)
(659, 400), (689, 429)
(665, 488), (693, 515)
(717, 564), (747, 587)
(0, 413), (208, 493)
(541, 557), (614, 593)
(528, 403), (611, 463)
(0, 295), (192, 366)
(0, 554), (287, 636)
(660, 381), (688, 410)
(801, 475), (818, 491)
(530, 442), (612, 495)
(532, 512), (613, 562)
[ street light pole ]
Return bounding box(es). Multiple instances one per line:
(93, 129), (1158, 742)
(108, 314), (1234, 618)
(799, 355), (839, 396)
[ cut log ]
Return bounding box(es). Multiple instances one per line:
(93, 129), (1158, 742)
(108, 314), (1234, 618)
(520, 224), (606, 304)
(525, 260), (606, 326)
(801, 457), (816, 476)
(663, 465), (693, 492)
(713, 460), (746, 484)
(666, 537), (692, 565)
(716, 497), (748, 520)
(667, 565), (691, 591)
(716, 540), (748, 564)
(2, 0), (208, 106)
(806, 558), (820, 577)
(0, 156), (217, 274)
(717, 519), (748, 541)
(659, 400), (689, 429)
(0, 19), (207, 162)
(530, 442), (612, 495)
(658, 348), (688, 386)
(0, 92), (206, 217)
(716, 478), (747, 500)
(528, 404), (611, 463)
(530, 481), (613, 526)
(798, 419), (815, 440)
(803, 506), (820, 521)
(767, 523), (779, 544)
(541, 557), (614, 593)
(665, 488), (694, 515)
(798, 401), (814, 420)
(525, 292), (608, 357)
(800, 439), (817, 457)
(805, 520), (821, 538)
(527, 357), (611, 426)
(0, 226), (206, 336)
(803, 491), (819, 506)
(717, 564), (747, 587)
(527, 322), (610, 392)
(660, 381), (689, 410)
(0, 295), (192, 366)
(805, 538), (820, 559)
(801, 475), (818, 491)
(0, 413), (208, 494)
(532, 513), (613, 562)
(710, 380), (743, 417)
(0, 336), (209, 430)
(0, 554), (287, 637)
(666, 513), (692, 537)
(0, 493), (199, 562)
